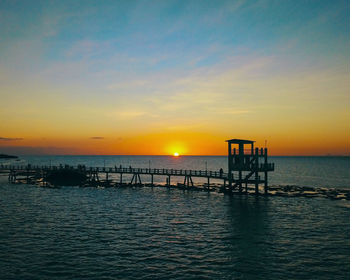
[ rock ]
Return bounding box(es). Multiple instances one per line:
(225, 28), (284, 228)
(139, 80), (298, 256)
(327, 189), (338, 196)
(275, 191), (289, 197)
(302, 191), (319, 197)
(336, 194), (347, 200)
(301, 186), (315, 191)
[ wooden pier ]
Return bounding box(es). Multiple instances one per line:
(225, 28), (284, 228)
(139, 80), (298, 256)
(0, 139), (275, 195)
(1, 164), (228, 188)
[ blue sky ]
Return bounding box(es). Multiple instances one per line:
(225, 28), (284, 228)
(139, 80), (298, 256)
(0, 0), (349, 155)
(2, 0), (349, 70)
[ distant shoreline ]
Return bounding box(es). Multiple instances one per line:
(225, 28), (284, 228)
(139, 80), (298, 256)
(0, 154), (18, 159)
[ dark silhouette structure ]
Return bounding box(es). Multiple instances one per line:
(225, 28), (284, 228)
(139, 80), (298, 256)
(46, 169), (87, 186)
(1, 138), (275, 194)
(226, 139), (274, 194)
(2, 164), (227, 188)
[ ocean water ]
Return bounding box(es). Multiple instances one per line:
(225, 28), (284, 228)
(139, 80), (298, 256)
(1, 156), (350, 279)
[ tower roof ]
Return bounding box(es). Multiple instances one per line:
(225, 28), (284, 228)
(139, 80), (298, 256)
(225, 139), (255, 144)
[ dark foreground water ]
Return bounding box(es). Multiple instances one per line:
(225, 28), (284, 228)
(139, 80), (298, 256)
(1, 156), (350, 279)
(1, 181), (350, 279)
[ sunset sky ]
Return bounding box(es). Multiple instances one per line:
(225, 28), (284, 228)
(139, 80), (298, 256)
(1, 0), (349, 155)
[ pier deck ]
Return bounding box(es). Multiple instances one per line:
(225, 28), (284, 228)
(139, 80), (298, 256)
(0, 163), (269, 191)
(0, 164), (228, 179)
(0, 164), (231, 189)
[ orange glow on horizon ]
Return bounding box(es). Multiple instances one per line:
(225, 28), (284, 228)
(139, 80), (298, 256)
(0, 131), (350, 156)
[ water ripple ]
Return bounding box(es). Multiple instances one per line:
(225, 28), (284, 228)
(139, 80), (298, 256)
(1, 182), (350, 279)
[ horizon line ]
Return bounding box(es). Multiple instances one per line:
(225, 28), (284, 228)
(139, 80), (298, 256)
(4, 154), (350, 157)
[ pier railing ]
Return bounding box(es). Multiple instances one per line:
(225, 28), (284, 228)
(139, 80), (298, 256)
(0, 164), (228, 179)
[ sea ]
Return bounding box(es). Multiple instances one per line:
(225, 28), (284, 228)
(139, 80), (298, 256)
(0, 156), (350, 279)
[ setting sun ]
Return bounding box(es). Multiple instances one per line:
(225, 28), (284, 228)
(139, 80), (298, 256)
(173, 152), (180, 157)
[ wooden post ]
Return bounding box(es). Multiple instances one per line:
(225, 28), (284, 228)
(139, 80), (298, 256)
(255, 147), (259, 195)
(184, 175), (193, 188)
(138, 174), (142, 184)
(8, 171), (12, 183)
(238, 143), (244, 193)
(264, 148), (268, 194)
(238, 169), (242, 193)
(228, 142), (232, 189)
(130, 174), (135, 184)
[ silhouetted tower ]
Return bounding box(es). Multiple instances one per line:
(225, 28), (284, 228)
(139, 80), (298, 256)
(226, 139), (274, 194)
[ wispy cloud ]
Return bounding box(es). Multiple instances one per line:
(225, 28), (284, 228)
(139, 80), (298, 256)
(0, 145), (83, 155)
(90, 136), (105, 140)
(0, 137), (23, 141)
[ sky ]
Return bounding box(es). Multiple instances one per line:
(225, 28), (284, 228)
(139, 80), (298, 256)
(0, 0), (349, 155)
